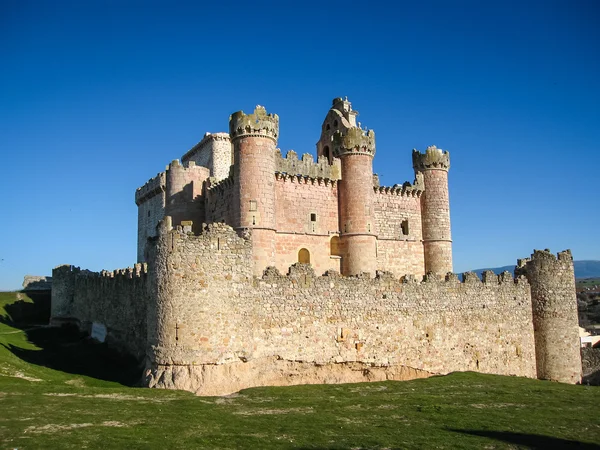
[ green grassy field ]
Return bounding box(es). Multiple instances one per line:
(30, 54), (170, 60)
(577, 278), (600, 291)
(1, 291), (599, 449)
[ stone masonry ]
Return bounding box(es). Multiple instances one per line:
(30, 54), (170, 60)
(51, 98), (582, 395)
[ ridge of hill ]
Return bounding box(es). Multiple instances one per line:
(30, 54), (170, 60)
(470, 260), (600, 280)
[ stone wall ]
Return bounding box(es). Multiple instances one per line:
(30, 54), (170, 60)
(144, 222), (537, 396)
(275, 149), (340, 180)
(205, 176), (234, 224)
(181, 132), (232, 181)
(135, 172), (166, 262)
(51, 264), (149, 360)
(374, 183), (425, 277)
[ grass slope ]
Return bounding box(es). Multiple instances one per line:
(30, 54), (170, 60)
(1, 291), (600, 449)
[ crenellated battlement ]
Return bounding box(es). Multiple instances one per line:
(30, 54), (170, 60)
(374, 173), (425, 197)
(166, 158), (208, 172)
(412, 145), (450, 171)
(274, 149), (341, 180)
(206, 175), (234, 193)
(229, 105), (279, 142)
(332, 127), (376, 157)
(135, 172), (166, 206)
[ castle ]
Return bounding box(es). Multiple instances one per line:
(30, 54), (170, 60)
(51, 98), (582, 395)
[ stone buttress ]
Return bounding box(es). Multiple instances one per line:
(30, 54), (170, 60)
(412, 146), (453, 275)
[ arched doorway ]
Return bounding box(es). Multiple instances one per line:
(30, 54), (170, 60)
(298, 248), (310, 264)
(330, 236), (342, 257)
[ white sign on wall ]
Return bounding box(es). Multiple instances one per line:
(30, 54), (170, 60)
(91, 322), (107, 343)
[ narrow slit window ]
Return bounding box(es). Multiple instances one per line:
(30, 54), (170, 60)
(401, 220), (409, 236)
(310, 213), (317, 222)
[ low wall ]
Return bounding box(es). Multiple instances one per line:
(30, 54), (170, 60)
(145, 222), (538, 395)
(51, 264), (150, 360)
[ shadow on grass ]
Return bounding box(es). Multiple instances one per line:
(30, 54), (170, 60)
(1, 291), (141, 386)
(450, 429), (600, 449)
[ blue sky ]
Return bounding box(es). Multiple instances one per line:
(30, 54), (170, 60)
(1, 0), (598, 290)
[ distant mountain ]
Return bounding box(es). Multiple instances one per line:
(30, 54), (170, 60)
(470, 260), (600, 280)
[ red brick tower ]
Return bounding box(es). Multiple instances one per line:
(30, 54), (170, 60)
(230, 106), (279, 276)
(334, 127), (377, 276)
(412, 146), (452, 275)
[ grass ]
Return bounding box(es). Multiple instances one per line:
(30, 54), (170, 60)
(577, 278), (600, 291)
(1, 291), (600, 449)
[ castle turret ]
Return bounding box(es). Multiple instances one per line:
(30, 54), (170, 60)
(516, 249), (582, 384)
(412, 146), (452, 275)
(230, 105), (279, 275)
(165, 160), (210, 233)
(334, 127), (377, 276)
(316, 97), (358, 164)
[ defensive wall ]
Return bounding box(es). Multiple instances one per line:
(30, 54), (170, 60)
(51, 218), (582, 395)
(51, 264), (149, 361)
(146, 219), (538, 395)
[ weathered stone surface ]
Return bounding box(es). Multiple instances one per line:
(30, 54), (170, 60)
(145, 358), (432, 396)
(516, 249), (582, 383)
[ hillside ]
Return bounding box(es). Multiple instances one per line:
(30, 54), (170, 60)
(471, 260), (600, 279)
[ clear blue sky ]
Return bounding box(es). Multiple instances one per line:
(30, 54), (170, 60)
(1, 0), (598, 290)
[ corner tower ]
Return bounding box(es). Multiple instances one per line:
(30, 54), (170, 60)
(334, 127), (377, 276)
(412, 145), (452, 275)
(516, 250), (582, 384)
(230, 106), (279, 275)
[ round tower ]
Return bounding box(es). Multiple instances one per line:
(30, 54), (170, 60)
(165, 159), (188, 226)
(516, 249), (582, 384)
(412, 145), (452, 275)
(334, 127), (377, 276)
(229, 105), (279, 276)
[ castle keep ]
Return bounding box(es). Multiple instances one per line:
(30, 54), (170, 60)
(51, 99), (582, 395)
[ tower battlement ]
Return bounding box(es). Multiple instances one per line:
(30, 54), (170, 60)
(412, 145), (450, 171)
(332, 127), (376, 157)
(229, 105), (279, 141)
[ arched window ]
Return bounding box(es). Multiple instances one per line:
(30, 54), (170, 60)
(298, 248), (310, 264)
(330, 236), (342, 257)
(323, 145), (331, 162)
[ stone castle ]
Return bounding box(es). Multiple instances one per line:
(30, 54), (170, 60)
(51, 98), (582, 395)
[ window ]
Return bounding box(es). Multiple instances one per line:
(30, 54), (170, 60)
(333, 120), (338, 127)
(401, 220), (409, 236)
(298, 248), (310, 264)
(326, 123), (330, 131)
(310, 213), (317, 222)
(249, 200), (257, 212)
(323, 145), (331, 161)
